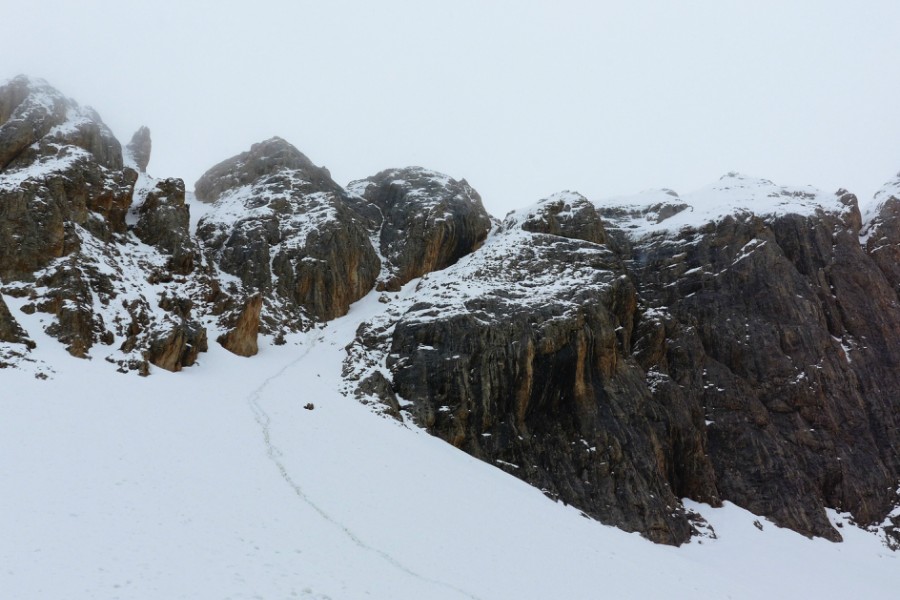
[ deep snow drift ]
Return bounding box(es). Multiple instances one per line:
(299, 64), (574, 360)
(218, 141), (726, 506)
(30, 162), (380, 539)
(2, 286), (898, 600)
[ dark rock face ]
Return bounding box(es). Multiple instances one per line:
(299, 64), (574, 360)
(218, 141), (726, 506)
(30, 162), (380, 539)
(352, 213), (718, 545)
(36, 260), (116, 358)
(195, 136), (343, 204)
(0, 75), (122, 172)
(196, 137), (380, 323)
(0, 294), (33, 367)
(0, 165), (136, 281)
(518, 191), (608, 245)
(348, 167), (492, 290)
(621, 201), (900, 541)
(133, 177), (195, 274)
(4, 76), (900, 550)
(349, 183), (900, 545)
(864, 177), (900, 295)
(0, 77), (136, 281)
(126, 126), (151, 172)
(0, 295), (29, 346)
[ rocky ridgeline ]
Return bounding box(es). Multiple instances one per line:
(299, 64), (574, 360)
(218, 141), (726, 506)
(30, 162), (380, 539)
(2, 76), (899, 547)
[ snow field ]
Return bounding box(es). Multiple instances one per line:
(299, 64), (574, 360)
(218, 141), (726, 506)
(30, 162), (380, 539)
(2, 289), (898, 599)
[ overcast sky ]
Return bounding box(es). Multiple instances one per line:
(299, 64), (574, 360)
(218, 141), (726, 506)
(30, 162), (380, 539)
(4, 1), (900, 216)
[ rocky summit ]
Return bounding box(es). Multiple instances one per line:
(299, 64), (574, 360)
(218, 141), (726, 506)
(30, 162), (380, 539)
(2, 76), (900, 547)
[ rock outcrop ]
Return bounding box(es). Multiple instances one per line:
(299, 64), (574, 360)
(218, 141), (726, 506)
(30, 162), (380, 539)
(348, 175), (900, 545)
(133, 177), (195, 274)
(126, 126), (151, 172)
(518, 191), (608, 245)
(145, 320), (208, 372)
(348, 167), (492, 290)
(0, 76), (209, 371)
(863, 174), (900, 295)
(611, 181), (900, 541)
(348, 198), (718, 544)
(217, 293), (263, 357)
(0, 294), (29, 346)
(0, 76), (134, 281)
(196, 137), (380, 324)
(0, 75), (122, 173)
(0, 294), (33, 367)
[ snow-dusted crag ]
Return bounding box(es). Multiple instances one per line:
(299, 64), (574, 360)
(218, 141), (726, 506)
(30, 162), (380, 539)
(348, 167), (492, 290)
(3, 76), (900, 549)
(195, 137), (381, 328)
(348, 175), (900, 546)
(0, 76), (216, 372)
(346, 194), (718, 544)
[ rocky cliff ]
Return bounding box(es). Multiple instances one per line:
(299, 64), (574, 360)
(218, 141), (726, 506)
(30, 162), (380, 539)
(0, 76), (212, 372)
(195, 137), (381, 327)
(2, 76), (899, 548)
(348, 167), (492, 290)
(347, 178), (900, 546)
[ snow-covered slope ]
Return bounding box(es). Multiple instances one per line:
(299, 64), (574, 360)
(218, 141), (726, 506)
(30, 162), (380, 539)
(3, 288), (899, 600)
(596, 172), (851, 237)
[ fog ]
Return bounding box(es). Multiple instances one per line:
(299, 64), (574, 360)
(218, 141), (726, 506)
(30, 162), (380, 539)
(4, 0), (900, 215)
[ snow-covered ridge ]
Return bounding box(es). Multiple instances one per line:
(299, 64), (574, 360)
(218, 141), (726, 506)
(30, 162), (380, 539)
(595, 172), (849, 237)
(347, 166), (455, 204)
(403, 227), (617, 325)
(861, 172), (900, 240)
(198, 168), (337, 238)
(0, 145), (93, 191)
(500, 190), (591, 230)
(873, 172), (900, 206)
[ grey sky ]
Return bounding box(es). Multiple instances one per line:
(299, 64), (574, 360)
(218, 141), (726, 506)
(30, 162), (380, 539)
(5, 0), (900, 216)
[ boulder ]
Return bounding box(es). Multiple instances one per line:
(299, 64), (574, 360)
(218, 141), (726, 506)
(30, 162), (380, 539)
(145, 321), (208, 372)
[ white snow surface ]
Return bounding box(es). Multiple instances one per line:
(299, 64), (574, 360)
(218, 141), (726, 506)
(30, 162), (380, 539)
(595, 172), (848, 237)
(3, 288), (898, 599)
(0, 146), (92, 191)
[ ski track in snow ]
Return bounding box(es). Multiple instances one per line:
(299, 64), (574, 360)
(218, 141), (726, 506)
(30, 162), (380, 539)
(246, 329), (483, 600)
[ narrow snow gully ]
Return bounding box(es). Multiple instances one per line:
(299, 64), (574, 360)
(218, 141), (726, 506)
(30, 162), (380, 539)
(246, 324), (483, 600)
